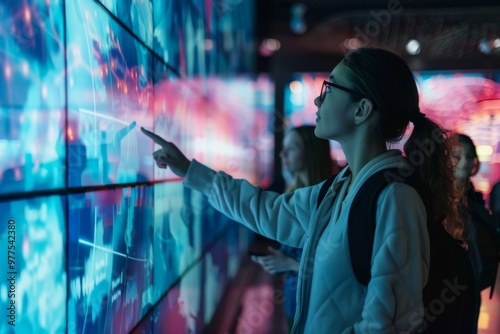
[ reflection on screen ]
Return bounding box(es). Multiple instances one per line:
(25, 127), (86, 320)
(68, 186), (153, 334)
(0, 196), (66, 334)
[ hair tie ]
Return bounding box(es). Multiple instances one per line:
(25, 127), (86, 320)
(410, 112), (426, 123)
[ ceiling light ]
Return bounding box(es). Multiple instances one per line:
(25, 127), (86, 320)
(405, 39), (421, 55)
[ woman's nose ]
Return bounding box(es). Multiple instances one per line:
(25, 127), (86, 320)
(314, 95), (321, 107)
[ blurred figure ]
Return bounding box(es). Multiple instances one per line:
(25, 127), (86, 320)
(454, 133), (500, 333)
(251, 125), (338, 332)
(490, 181), (500, 225)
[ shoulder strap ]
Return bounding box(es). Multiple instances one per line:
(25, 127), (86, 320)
(348, 168), (407, 285)
(316, 175), (336, 209)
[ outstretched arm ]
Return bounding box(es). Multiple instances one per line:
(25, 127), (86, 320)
(141, 128), (317, 247)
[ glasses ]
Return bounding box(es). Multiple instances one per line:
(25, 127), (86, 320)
(319, 80), (366, 103)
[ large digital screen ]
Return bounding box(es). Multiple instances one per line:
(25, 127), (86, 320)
(0, 0), (259, 333)
(0, 0), (66, 194)
(0, 196), (66, 334)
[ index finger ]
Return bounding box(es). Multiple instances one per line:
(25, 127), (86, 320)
(141, 127), (168, 146)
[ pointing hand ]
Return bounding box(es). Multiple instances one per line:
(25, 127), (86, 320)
(141, 127), (191, 177)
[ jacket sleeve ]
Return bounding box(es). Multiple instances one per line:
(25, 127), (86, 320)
(184, 159), (320, 247)
(350, 182), (430, 333)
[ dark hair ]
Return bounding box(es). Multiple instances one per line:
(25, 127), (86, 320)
(288, 125), (335, 191)
(342, 47), (465, 244)
(457, 133), (480, 177)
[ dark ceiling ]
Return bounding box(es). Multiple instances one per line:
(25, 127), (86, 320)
(256, 0), (500, 72)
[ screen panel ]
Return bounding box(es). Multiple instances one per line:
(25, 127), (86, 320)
(153, 0), (204, 74)
(152, 181), (197, 303)
(203, 224), (249, 325)
(97, 0), (153, 48)
(65, 0), (155, 187)
(68, 186), (153, 334)
(0, 0), (66, 194)
(153, 74), (273, 185)
(131, 223), (250, 334)
(153, 263), (203, 334)
(153, 0), (254, 75)
(0, 195), (66, 334)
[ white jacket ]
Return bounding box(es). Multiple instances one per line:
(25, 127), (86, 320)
(184, 150), (430, 334)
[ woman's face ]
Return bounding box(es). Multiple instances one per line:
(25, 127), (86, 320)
(453, 143), (476, 180)
(279, 131), (305, 175)
(314, 62), (358, 141)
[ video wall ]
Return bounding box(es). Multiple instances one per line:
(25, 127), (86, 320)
(0, 1), (273, 333)
(284, 71), (500, 198)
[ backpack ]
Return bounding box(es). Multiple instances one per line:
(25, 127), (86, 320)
(317, 168), (478, 333)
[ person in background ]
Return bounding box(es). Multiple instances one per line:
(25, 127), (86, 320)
(251, 125), (338, 332)
(141, 47), (470, 333)
(453, 133), (499, 333)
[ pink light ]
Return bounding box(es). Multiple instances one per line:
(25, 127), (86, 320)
(4, 64), (11, 80)
(67, 127), (74, 141)
(22, 61), (29, 76)
(24, 7), (31, 23)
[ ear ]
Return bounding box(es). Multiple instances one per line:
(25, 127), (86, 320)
(471, 157), (480, 176)
(353, 98), (375, 126)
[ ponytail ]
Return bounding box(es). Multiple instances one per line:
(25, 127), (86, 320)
(404, 117), (466, 246)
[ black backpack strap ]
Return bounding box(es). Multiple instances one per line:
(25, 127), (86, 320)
(316, 175), (336, 209)
(348, 168), (403, 285)
(347, 167), (479, 332)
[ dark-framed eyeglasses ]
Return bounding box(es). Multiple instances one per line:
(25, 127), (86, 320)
(319, 80), (367, 103)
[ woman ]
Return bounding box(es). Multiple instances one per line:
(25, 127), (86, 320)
(454, 133), (499, 332)
(251, 125), (336, 332)
(142, 48), (467, 333)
